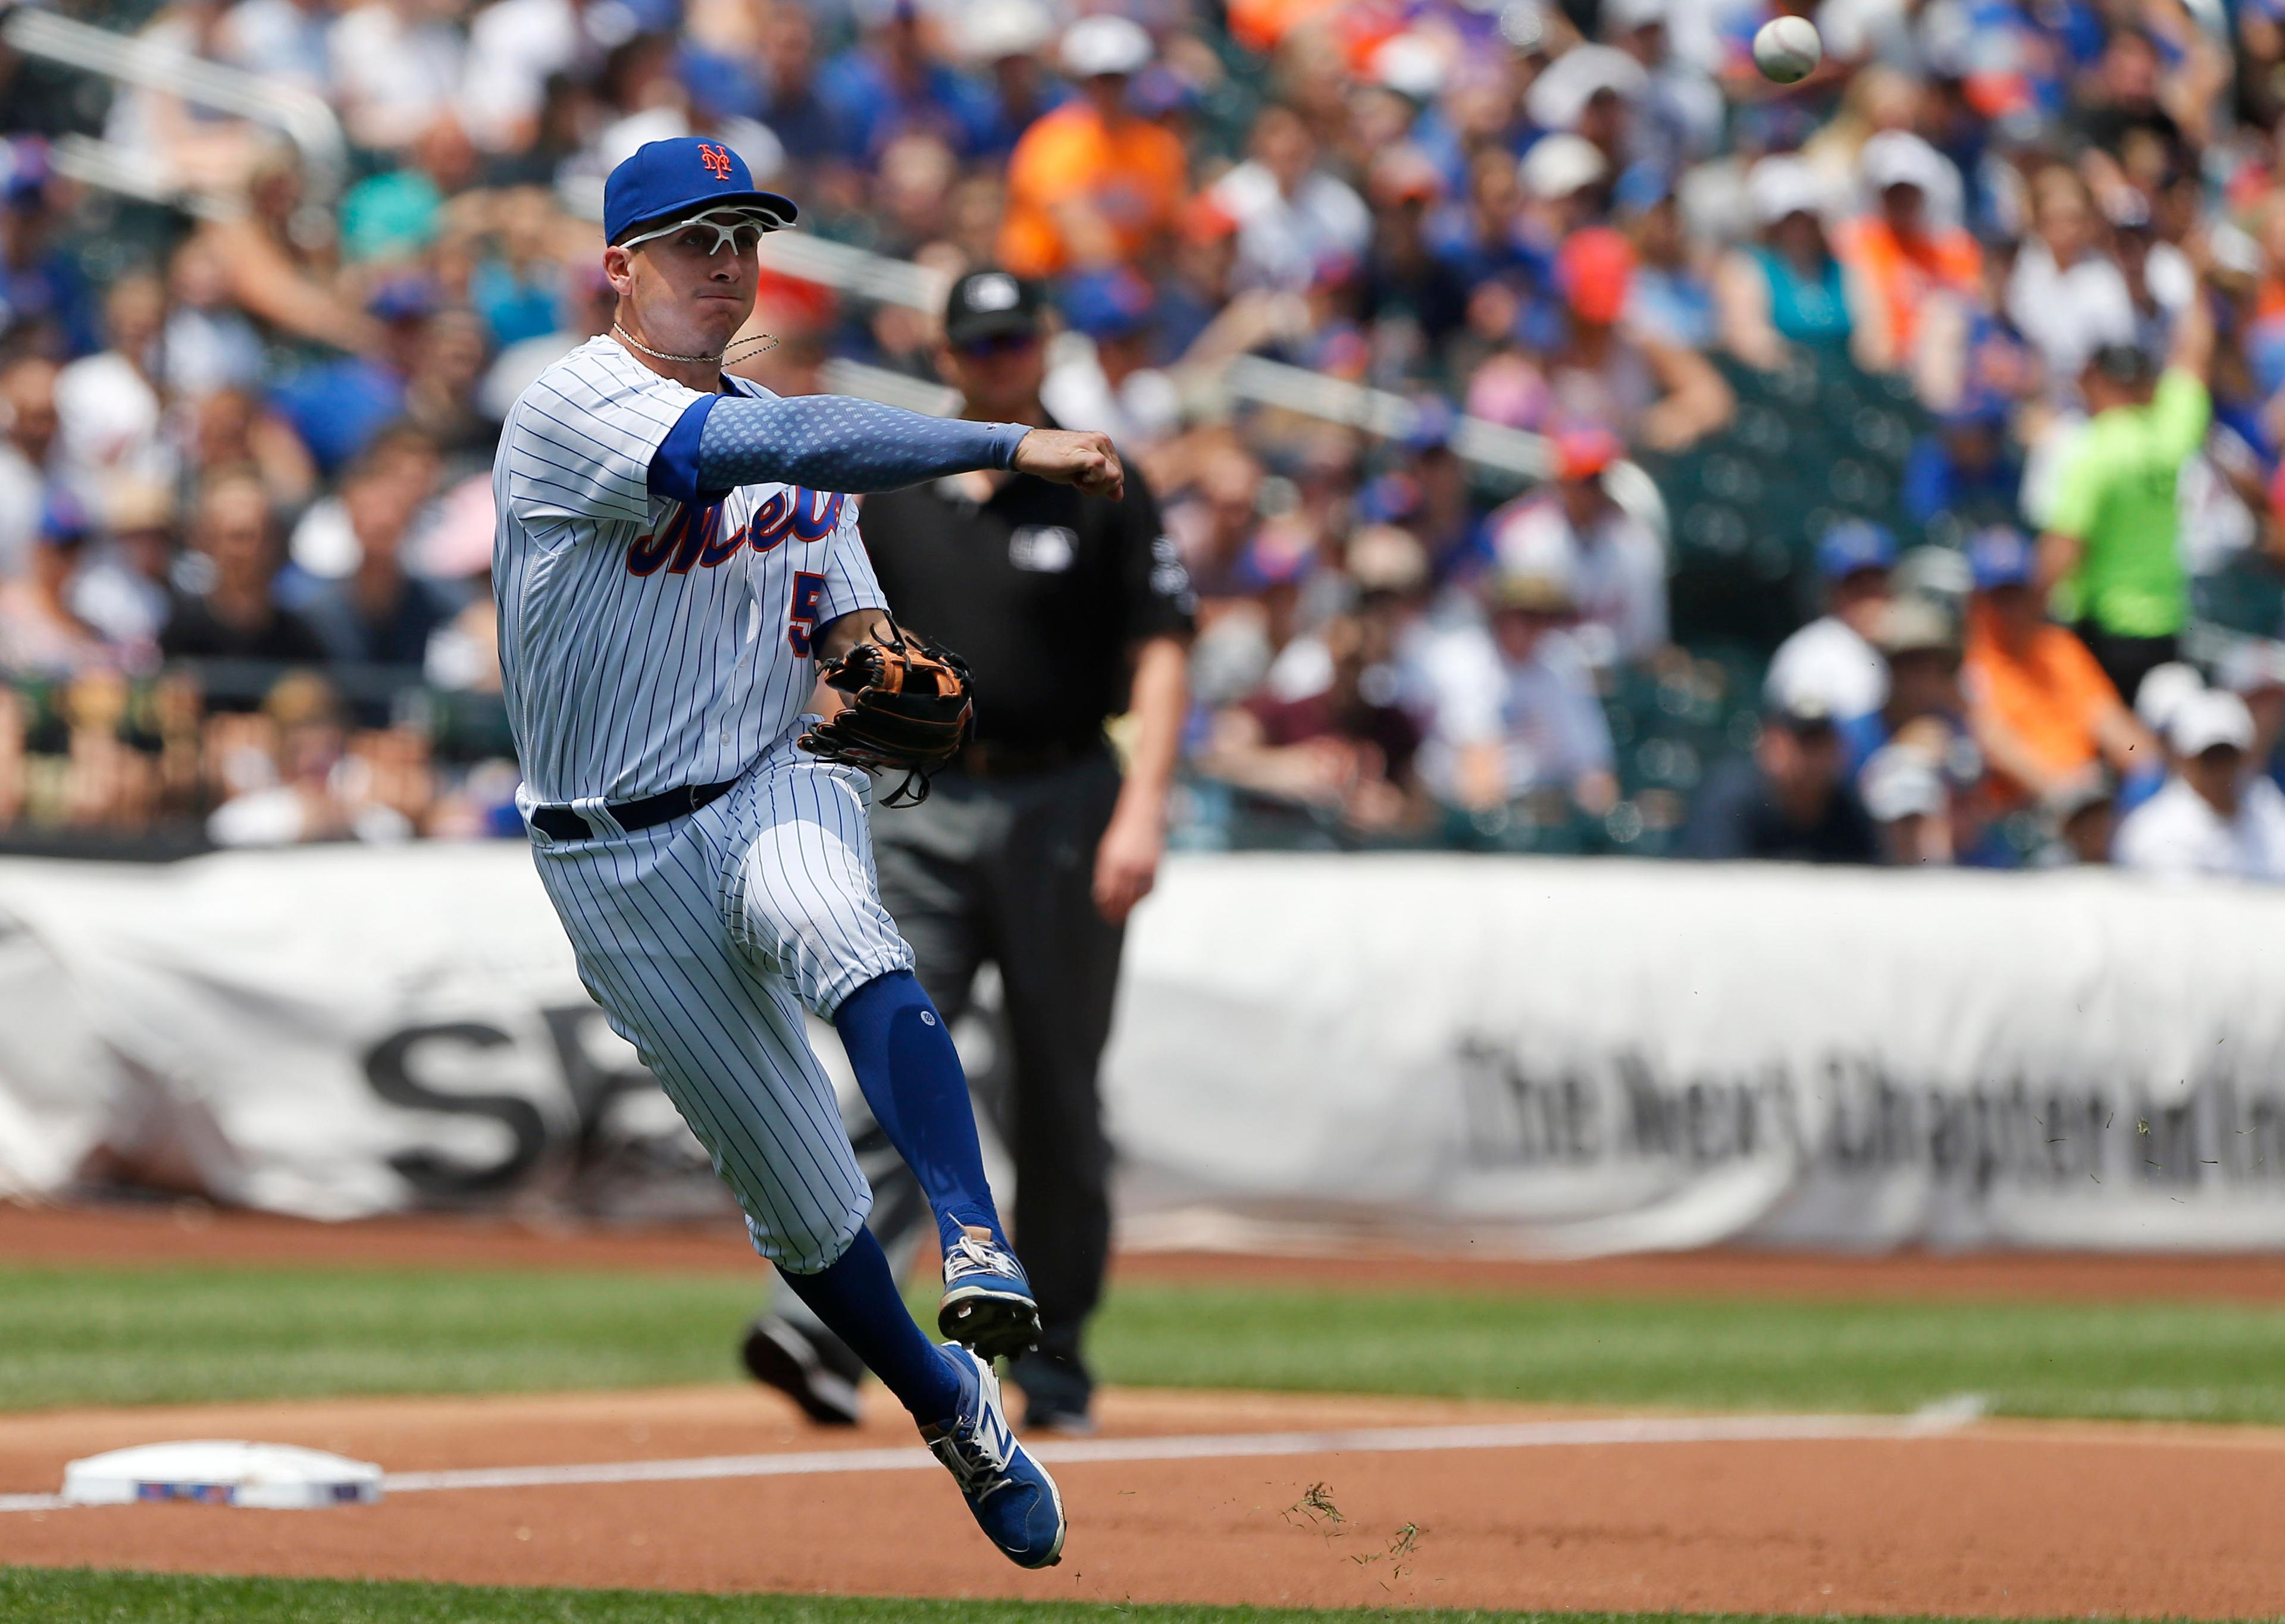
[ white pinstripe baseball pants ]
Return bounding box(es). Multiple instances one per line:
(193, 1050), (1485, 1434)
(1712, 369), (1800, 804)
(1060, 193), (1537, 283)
(529, 732), (916, 1271)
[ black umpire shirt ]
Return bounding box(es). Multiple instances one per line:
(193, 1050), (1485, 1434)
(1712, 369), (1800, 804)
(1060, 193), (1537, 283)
(856, 447), (1195, 753)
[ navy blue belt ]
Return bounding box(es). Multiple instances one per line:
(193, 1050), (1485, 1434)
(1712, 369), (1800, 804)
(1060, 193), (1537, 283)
(530, 778), (738, 842)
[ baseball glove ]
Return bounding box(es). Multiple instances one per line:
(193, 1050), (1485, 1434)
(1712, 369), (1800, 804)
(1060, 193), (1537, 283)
(797, 616), (975, 806)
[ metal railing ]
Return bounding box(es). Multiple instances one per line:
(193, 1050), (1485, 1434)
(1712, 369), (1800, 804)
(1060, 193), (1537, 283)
(47, 132), (234, 221)
(761, 231), (951, 315)
(819, 358), (962, 417)
(1, 5), (348, 198)
(770, 233), (1669, 537)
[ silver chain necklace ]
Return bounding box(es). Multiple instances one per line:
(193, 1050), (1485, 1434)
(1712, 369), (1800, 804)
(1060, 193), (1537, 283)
(612, 322), (777, 366)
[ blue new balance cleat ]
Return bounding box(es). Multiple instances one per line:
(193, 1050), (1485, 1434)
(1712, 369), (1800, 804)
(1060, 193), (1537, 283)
(938, 1227), (1042, 1359)
(921, 1343), (1068, 1568)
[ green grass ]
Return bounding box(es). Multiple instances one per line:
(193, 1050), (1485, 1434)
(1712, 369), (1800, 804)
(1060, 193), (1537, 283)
(0, 1265), (762, 1409)
(0, 1569), (2137, 1624)
(5, 1263), (2285, 1423)
(1089, 1285), (2285, 1425)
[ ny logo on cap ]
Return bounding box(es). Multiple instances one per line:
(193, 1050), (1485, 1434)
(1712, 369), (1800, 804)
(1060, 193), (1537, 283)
(967, 273), (1020, 312)
(698, 143), (735, 181)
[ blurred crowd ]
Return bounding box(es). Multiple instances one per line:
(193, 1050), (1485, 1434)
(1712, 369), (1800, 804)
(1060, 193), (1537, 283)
(5, 0), (2285, 879)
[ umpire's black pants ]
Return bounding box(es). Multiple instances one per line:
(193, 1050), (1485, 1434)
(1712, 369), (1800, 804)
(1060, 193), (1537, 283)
(781, 747), (1126, 1409)
(2075, 623), (2179, 713)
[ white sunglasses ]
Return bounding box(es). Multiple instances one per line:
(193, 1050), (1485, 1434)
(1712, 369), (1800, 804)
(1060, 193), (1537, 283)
(621, 206), (787, 256)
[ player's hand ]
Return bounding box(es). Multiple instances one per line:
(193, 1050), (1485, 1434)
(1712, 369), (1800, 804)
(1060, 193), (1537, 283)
(1013, 428), (1125, 500)
(1092, 802), (1162, 924)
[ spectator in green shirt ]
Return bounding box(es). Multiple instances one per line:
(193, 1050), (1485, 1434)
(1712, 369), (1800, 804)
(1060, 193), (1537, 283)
(2036, 266), (2214, 708)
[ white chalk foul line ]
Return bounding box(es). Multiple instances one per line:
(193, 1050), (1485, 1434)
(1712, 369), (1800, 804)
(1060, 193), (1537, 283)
(0, 1403), (1983, 1510)
(379, 1407), (1976, 1496)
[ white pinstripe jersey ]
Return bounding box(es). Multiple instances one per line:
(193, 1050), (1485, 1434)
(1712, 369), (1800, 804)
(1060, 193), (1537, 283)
(493, 336), (885, 805)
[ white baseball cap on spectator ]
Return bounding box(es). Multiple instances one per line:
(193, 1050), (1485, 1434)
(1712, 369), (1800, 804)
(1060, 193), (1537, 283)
(1061, 14), (1153, 79)
(1861, 744), (1946, 823)
(1860, 129), (1969, 222)
(1492, 512), (1579, 610)
(1520, 134), (1609, 201)
(1602, 0), (1667, 35)
(2170, 689), (2256, 759)
(1859, 130), (1965, 230)
(2134, 661), (2205, 736)
(1748, 155), (1829, 226)
(1525, 45), (1647, 132)
(1892, 544), (1974, 608)
(964, 0), (1055, 63)
(1873, 595), (1958, 659)
(1370, 33), (1448, 101)
(2210, 221), (2265, 281)
(1859, 130), (1950, 195)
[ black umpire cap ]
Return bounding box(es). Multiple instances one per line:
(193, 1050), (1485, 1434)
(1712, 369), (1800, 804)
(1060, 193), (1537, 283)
(943, 268), (1046, 348)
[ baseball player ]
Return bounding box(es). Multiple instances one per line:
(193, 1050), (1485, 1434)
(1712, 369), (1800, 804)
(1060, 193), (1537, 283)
(492, 137), (1122, 1568)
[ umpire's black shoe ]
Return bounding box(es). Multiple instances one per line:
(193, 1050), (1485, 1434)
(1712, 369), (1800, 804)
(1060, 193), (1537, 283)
(740, 1314), (864, 1427)
(1010, 1346), (1095, 1435)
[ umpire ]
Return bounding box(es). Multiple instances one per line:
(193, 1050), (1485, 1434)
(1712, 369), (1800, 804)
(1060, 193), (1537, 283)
(742, 268), (1194, 1433)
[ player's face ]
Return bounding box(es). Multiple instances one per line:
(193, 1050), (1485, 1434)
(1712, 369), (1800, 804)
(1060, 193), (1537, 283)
(612, 217), (761, 352)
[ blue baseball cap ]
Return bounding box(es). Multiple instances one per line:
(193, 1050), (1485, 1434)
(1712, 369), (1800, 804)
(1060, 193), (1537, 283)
(367, 274), (439, 322)
(1356, 469), (1423, 523)
(1967, 525), (2036, 590)
(1234, 532), (1318, 591)
(38, 490), (89, 546)
(1403, 395), (1458, 454)
(1816, 519), (1898, 581)
(1613, 160), (1673, 215)
(1, 137), (51, 209)
(1939, 390), (2008, 431)
(1060, 267), (1155, 341)
(603, 137), (797, 247)
(1130, 64), (1196, 117)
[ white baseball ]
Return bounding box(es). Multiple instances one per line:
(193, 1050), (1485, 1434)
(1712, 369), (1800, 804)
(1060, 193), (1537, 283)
(1753, 15), (1821, 84)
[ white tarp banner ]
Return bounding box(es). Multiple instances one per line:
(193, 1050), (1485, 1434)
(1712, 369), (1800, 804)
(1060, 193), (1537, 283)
(0, 846), (638, 1218)
(2, 846), (2282, 1252)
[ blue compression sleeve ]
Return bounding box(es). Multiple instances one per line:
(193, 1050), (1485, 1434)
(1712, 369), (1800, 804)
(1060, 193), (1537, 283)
(665, 393), (1029, 498)
(833, 970), (1004, 1254)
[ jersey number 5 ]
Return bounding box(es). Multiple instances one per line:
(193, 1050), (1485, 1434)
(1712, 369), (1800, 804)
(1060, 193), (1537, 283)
(788, 571), (827, 656)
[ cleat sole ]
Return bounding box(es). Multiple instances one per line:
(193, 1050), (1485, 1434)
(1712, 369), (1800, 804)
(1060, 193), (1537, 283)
(939, 1288), (1043, 1359)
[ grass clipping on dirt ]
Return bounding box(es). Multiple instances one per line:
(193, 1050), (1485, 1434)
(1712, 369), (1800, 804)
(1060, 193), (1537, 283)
(0, 1568), (2131, 1624)
(7, 1263), (2285, 1422)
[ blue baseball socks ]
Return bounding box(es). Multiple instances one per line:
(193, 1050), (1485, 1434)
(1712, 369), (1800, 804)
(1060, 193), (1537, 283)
(775, 1229), (961, 1422)
(833, 970), (1006, 1253)
(777, 969), (1012, 1425)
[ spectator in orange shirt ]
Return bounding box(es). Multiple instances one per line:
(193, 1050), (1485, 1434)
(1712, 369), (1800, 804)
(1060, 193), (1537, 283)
(998, 16), (1188, 280)
(1833, 131), (1983, 373)
(1960, 526), (2159, 807)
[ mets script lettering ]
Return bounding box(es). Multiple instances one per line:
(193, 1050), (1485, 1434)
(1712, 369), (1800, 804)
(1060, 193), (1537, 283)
(627, 490), (844, 577)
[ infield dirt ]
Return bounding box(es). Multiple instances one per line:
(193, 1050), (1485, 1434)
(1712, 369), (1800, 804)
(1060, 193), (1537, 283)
(7, 1202), (2285, 1618)
(5, 1382), (2285, 1614)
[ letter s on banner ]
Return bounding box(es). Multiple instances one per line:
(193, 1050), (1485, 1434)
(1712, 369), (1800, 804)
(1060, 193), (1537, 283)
(363, 1023), (551, 1197)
